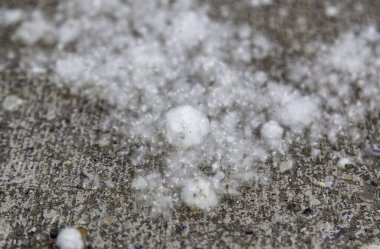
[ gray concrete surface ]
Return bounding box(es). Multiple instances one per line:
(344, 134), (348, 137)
(1, 1), (380, 248)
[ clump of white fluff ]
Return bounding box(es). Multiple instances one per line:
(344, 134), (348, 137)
(2, 95), (24, 111)
(261, 120), (284, 149)
(181, 177), (219, 211)
(13, 10), (53, 45)
(276, 96), (320, 132)
(55, 228), (84, 249)
(165, 105), (210, 149)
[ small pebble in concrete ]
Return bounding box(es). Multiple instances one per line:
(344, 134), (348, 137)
(337, 157), (353, 169)
(310, 198), (321, 206)
(341, 174), (353, 181)
(359, 192), (375, 202)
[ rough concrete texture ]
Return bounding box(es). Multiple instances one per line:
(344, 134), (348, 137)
(1, 1), (380, 248)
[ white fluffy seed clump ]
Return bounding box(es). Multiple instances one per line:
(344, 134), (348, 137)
(181, 177), (219, 211)
(276, 96), (320, 133)
(261, 120), (284, 149)
(165, 105), (210, 149)
(55, 228), (84, 249)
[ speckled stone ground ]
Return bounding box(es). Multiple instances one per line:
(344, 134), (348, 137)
(1, 1), (380, 248)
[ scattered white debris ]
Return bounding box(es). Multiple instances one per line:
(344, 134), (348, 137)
(56, 228), (84, 249)
(165, 105), (210, 149)
(181, 177), (219, 211)
(2, 95), (24, 111)
(133, 172), (162, 190)
(261, 120), (284, 150)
